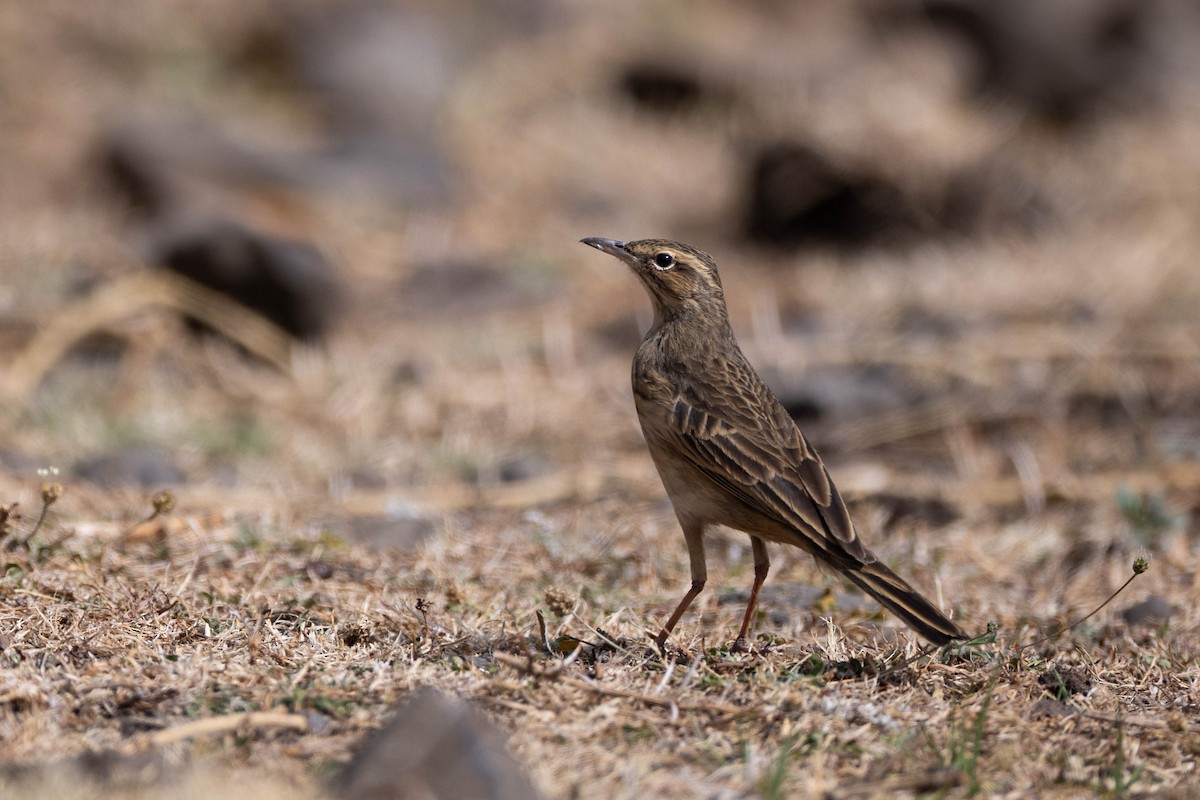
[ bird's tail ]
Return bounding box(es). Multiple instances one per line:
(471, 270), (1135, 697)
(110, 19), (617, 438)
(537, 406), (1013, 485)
(840, 560), (966, 645)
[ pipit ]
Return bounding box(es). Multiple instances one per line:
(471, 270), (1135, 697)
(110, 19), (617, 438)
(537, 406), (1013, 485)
(581, 237), (966, 650)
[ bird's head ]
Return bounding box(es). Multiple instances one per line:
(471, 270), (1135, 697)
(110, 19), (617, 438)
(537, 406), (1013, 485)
(580, 237), (727, 325)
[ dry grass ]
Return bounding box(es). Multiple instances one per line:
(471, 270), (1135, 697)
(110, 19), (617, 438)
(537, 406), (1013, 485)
(1, 1), (1198, 798)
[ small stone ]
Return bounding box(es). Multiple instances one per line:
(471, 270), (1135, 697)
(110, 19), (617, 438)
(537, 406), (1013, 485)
(331, 513), (436, 552)
(1121, 595), (1173, 626)
(74, 447), (184, 489)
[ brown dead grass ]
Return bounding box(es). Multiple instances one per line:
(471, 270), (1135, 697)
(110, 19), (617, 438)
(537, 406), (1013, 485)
(1, 1), (1198, 798)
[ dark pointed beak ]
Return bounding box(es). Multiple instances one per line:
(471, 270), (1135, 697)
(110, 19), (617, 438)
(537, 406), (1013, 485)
(580, 237), (637, 266)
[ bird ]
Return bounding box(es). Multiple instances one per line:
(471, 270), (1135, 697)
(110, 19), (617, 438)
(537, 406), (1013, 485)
(580, 236), (966, 651)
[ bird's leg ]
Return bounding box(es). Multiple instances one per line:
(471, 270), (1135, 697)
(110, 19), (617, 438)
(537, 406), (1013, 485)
(654, 581), (705, 651)
(731, 536), (770, 653)
(654, 522), (706, 651)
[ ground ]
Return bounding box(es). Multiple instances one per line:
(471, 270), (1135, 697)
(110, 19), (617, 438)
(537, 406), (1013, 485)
(0, 2), (1197, 798)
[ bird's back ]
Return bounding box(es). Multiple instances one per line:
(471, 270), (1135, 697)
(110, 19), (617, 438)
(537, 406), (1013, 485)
(633, 318), (867, 562)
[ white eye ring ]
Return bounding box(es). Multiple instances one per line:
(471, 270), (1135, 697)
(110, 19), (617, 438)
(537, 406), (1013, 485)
(653, 252), (675, 270)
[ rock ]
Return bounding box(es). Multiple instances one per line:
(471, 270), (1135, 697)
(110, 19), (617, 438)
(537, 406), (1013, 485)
(0, 749), (175, 793)
(1121, 595), (1174, 626)
(100, 122), (179, 219)
(153, 216), (341, 341)
(938, 159), (1051, 235)
(0, 449), (41, 473)
(743, 141), (917, 249)
(329, 512), (436, 552)
(719, 583), (871, 627)
(399, 262), (550, 318)
(617, 59), (736, 116)
(496, 454), (549, 484)
(921, 0), (1160, 124)
(743, 140), (1049, 249)
(591, 313), (645, 353)
(761, 363), (925, 425)
(331, 687), (545, 800)
(234, 2), (472, 206)
(73, 447), (184, 489)
(867, 493), (961, 529)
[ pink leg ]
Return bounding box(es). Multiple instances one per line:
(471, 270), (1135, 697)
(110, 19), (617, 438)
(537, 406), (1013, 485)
(731, 537), (770, 653)
(655, 580), (706, 649)
(654, 521), (707, 650)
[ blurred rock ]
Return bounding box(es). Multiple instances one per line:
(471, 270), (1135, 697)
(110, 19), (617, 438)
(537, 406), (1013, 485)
(0, 449), (41, 473)
(304, 710), (335, 736)
(0, 750), (175, 792)
(1121, 595), (1174, 626)
(400, 262), (550, 317)
(98, 120), (346, 345)
(234, 0), (564, 206)
(154, 216), (340, 341)
(922, 0), (1159, 124)
(743, 140), (1050, 249)
(330, 512), (436, 552)
(591, 313), (645, 352)
(617, 60), (736, 116)
(102, 122), (179, 219)
(719, 583), (871, 627)
(1065, 391), (1136, 426)
(100, 0), (519, 231)
(744, 141), (917, 249)
(939, 159), (1052, 235)
(1060, 538), (1099, 578)
(255, 4), (455, 139)
(892, 307), (968, 338)
(73, 447), (184, 489)
(762, 364), (926, 425)
(868, 493), (960, 529)
(497, 454), (549, 484)
(331, 687), (545, 800)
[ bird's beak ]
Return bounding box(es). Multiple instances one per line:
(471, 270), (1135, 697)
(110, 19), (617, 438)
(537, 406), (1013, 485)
(580, 237), (637, 266)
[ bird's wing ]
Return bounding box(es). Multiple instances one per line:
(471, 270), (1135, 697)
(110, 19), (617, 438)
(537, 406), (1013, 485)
(664, 386), (869, 563)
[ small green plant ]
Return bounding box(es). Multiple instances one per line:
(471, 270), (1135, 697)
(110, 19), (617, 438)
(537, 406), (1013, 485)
(789, 653), (825, 679)
(233, 524), (267, 551)
(933, 676), (996, 797)
(1103, 713), (1143, 797)
(759, 732), (820, 800)
(621, 724), (656, 746)
(1046, 667), (1070, 702)
(191, 416), (273, 458)
(1116, 487), (1185, 546)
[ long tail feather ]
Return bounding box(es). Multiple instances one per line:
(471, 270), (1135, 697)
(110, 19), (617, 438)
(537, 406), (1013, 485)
(840, 561), (966, 645)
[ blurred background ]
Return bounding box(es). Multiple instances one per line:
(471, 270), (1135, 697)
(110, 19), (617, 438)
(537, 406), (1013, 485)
(2, 3), (1200, 794)
(2, 0), (1199, 542)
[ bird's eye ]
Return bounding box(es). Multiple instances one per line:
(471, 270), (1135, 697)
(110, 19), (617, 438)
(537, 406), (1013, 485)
(653, 252), (675, 270)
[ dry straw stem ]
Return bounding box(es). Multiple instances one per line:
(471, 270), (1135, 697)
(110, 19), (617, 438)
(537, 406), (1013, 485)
(3, 270), (295, 403)
(493, 651), (753, 719)
(146, 712), (309, 747)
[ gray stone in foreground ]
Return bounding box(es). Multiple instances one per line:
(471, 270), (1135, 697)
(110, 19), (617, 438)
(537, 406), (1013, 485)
(331, 687), (545, 800)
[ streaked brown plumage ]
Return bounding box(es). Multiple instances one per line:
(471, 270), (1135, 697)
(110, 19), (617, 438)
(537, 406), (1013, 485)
(581, 236), (966, 650)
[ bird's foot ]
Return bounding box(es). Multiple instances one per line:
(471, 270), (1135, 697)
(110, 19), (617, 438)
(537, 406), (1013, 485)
(650, 632), (693, 662)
